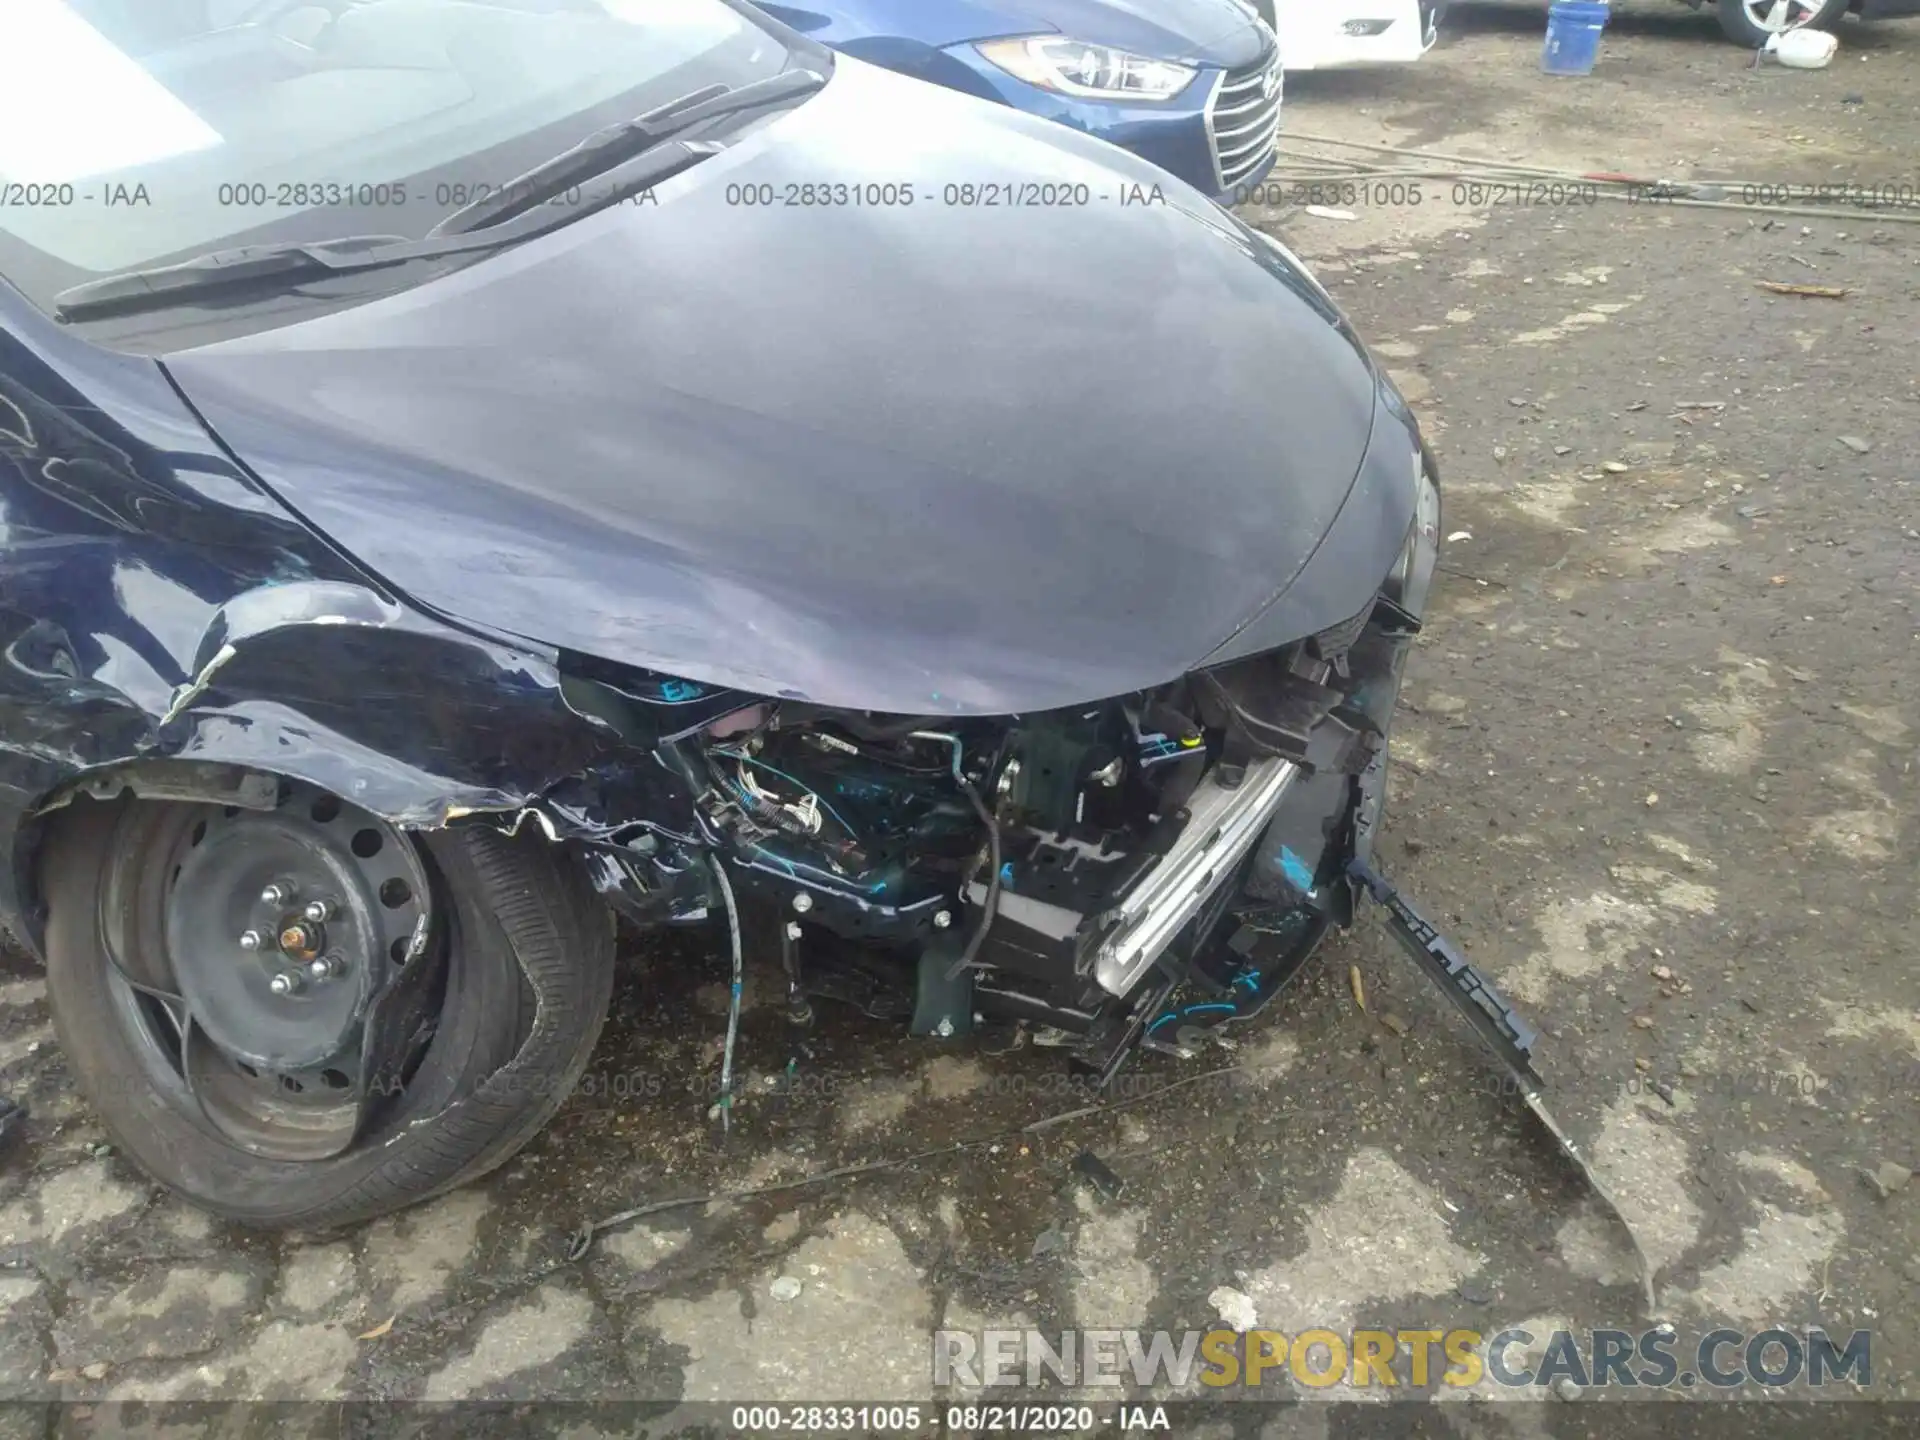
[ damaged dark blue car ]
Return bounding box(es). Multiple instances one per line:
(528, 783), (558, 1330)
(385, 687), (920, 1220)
(0, 0), (1446, 1228)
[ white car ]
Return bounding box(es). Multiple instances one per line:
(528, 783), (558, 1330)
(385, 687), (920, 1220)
(1242, 0), (1441, 69)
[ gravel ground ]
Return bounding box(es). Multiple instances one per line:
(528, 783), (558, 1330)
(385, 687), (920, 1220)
(1, 8), (1916, 1430)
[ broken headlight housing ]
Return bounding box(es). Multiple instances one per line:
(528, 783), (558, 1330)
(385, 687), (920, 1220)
(975, 37), (1198, 101)
(1384, 455), (1441, 617)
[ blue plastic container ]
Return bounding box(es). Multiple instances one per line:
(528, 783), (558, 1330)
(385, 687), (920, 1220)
(1541, 0), (1608, 75)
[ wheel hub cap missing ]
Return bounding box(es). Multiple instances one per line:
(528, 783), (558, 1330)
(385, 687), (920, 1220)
(164, 786), (428, 1074)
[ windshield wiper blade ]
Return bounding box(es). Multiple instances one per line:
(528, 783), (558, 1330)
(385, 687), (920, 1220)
(52, 234), (421, 321)
(430, 67), (826, 237)
(53, 134), (733, 323)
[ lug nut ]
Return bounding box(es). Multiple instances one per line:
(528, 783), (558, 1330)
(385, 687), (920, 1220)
(260, 880), (296, 906)
(932, 910), (953, 929)
(791, 891), (814, 914)
(308, 953), (343, 981)
(302, 899), (331, 923)
(238, 929), (263, 951)
(784, 921), (804, 941)
(268, 972), (300, 996)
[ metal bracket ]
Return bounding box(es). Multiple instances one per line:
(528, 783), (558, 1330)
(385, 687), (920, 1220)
(1349, 855), (1660, 1317)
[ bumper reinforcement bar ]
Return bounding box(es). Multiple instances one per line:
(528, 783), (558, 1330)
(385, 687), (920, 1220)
(1349, 854), (1661, 1319)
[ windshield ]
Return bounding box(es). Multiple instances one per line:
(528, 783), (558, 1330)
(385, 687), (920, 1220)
(0, 0), (813, 318)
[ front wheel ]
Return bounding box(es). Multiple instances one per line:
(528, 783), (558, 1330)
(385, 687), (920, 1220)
(1716, 0), (1848, 47)
(41, 783), (613, 1229)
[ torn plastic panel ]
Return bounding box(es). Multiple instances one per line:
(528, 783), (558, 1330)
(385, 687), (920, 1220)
(1348, 855), (1661, 1318)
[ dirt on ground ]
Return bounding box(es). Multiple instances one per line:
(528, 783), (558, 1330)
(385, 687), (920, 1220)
(1, 6), (1917, 1431)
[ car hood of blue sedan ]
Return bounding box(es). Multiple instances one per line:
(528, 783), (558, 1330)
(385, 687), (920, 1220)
(161, 58), (1398, 717)
(759, 0), (1269, 68)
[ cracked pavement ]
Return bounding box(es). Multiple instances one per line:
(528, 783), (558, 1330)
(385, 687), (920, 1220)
(2, 6), (1917, 1423)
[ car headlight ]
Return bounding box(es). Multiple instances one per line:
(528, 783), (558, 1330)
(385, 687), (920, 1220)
(975, 37), (1198, 101)
(1385, 454), (1442, 617)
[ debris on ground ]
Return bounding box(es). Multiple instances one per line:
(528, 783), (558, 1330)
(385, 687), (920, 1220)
(1304, 205), (1357, 221)
(1837, 435), (1873, 455)
(1380, 1012), (1410, 1037)
(769, 1276), (803, 1301)
(1209, 1285), (1259, 1332)
(1864, 1162), (1913, 1200)
(1764, 28), (1838, 69)
(1456, 1278), (1495, 1305)
(1030, 1224), (1066, 1259)
(1072, 1150), (1125, 1202)
(357, 1316), (397, 1341)
(1756, 281), (1849, 299)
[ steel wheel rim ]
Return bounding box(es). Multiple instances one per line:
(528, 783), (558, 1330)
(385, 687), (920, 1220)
(101, 781), (443, 1162)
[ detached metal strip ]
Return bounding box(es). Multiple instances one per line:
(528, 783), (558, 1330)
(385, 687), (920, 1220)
(1349, 856), (1661, 1318)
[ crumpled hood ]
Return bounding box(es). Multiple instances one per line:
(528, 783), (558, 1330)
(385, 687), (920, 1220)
(761, 0), (1268, 67)
(163, 58), (1391, 716)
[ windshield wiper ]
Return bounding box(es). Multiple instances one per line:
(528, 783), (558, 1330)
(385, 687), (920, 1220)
(52, 133), (740, 323)
(53, 68), (827, 324)
(430, 67), (827, 236)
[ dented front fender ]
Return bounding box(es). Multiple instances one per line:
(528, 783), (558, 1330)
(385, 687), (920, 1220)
(0, 287), (628, 953)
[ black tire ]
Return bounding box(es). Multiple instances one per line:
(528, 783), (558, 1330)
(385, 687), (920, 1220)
(1716, 0), (1847, 46)
(42, 794), (614, 1230)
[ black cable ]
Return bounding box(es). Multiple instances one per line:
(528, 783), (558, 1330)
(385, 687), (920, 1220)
(907, 731), (1002, 981)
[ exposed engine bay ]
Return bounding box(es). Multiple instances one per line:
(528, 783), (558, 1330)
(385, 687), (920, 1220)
(568, 584), (1426, 1087)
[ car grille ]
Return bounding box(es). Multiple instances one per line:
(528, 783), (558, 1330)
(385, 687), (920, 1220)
(1206, 42), (1282, 197)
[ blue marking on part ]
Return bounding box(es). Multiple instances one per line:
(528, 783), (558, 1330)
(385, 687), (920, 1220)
(1279, 845), (1315, 893)
(1147, 1001), (1237, 1033)
(659, 679), (703, 701)
(999, 862), (1015, 884)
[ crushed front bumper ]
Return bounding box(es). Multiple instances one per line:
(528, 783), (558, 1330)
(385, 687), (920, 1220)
(1090, 451), (1441, 1005)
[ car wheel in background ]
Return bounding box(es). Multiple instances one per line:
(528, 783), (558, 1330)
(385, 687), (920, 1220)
(1716, 0), (1848, 46)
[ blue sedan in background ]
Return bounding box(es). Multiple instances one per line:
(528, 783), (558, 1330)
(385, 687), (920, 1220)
(751, 0), (1282, 203)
